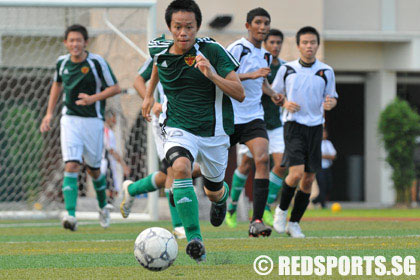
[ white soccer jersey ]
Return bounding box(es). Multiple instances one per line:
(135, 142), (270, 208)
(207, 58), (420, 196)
(272, 59), (338, 126)
(321, 139), (336, 169)
(227, 38), (271, 124)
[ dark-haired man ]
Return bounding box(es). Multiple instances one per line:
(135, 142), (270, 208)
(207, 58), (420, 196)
(227, 8), (282, 237)
(40, 24), (121, 231)
(142, 0), (244, 263)
(271, 26), (338, 238)
(227, 28), (287, 228)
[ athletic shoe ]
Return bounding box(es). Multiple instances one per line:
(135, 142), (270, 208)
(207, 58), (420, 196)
(99, 204), (114, 228)
(248, 219), (272, 237)
(186, 238), (206, 263)
(262, 208), (274, 227)
(210, 201), (226, 227)
(286, 222), (305, 238)
(273, 207), (287, 234)
(173, 226), (186, 239)
(225, 211), (237, 228)
(120, 180), (135, 218)
(62, 215), (78, 231)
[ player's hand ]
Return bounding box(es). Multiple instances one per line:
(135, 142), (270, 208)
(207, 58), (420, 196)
(284, 100), (300, 113)
(195, 55), (214, 79)
(271, 94), (284, 106)
(142, 96), (155, 122)
(152, 103), (162, 118)
(75, 93), (95, 106)
(323, 95), (336, 111)
(251, 67), (271, 79)
(123, 164), (130, 177)
(40, 114), (53, 133)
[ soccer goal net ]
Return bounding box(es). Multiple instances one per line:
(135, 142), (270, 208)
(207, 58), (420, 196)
(0, 0), (159, 220)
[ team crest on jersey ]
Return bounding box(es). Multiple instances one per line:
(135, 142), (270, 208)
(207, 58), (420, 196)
(81, 66), (90, 74)
(184, 55), (196, 66)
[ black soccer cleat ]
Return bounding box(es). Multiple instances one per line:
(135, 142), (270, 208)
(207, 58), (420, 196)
(249, 219), (272, 238)
(169, 189), (175, 207)
(210, 201), (227, 227)
(186, 238), (206, 263)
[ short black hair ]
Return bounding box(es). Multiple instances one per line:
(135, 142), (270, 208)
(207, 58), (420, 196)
(64, 24), (88, 41)
(264, 28), (284, 42)
(165, 0), (202, 29)
(296, 26), (320, 45)
(246, 7), (271, 24)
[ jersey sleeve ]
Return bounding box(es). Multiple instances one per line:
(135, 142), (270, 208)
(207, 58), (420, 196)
(271, 65), (287, 94)
(148, 36), (170, 59)
(97, 58), (118, 88)
(226, 44), (243, 62)
(205, 42), (240, 78)
(54, 59), (63, 83)
(137, 58), (153, 82)
(324, 69), (338, 99)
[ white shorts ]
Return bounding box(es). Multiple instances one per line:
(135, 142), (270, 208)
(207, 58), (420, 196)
(163, 127), (230, 182)
(238, 126), (285, 158)
(152, 115), (165, 161)
(60, 115), (104, 168)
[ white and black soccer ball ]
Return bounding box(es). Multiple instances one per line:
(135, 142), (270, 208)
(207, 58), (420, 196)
(134, 227), (178, 271)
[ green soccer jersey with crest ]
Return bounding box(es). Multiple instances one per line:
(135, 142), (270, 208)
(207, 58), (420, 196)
(148, 37), (239, 137)
(54, 52), (117, 119)
(261, 58), (286, 130)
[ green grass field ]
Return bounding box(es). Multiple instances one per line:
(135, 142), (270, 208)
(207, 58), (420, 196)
(0, 208), (419, 279)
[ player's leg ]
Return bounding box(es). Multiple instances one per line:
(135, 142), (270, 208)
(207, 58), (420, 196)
(164, 166), (185, 239)
(313, 169), (327, 208)
(62, 161), (81, 231)
(226, 149), (252, 228)
(246, 136), (272, 237)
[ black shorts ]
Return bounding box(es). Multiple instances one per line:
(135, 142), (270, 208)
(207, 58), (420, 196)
(230, 119), (268, 147)
(281, 121), (322, 173)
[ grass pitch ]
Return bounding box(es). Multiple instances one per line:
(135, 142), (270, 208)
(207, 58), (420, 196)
(0, 208), (419, 279)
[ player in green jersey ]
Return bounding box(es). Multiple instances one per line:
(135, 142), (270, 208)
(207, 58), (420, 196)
(40, 24), (121, 231)
(142, 0), (244, 263)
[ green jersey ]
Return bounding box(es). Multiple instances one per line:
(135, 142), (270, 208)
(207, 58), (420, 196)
(148, 37), (239, 137)
(262, 58), (286, 130)
(54, 52), (117, 119)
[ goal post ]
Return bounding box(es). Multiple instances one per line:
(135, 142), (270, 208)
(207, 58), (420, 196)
(0, 0), (159, 221)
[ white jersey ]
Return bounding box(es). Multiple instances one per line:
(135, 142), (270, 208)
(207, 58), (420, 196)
(321, 139), (336, 169)
(227, 38), (271, 124)
(272, 59), (338, 126)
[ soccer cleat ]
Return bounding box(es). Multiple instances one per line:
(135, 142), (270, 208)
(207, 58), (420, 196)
(273, 207), (288, 234)
(173, 226), (186, 239)
(248, 219), (272, 237)
(225, 211), (237, 228)
(286, 222), (305, 238)
(262, 208), (274, 227)
(120, 180), (135, 218)
(62, 215), (78, 231)
(186, 238), (206, 263)
(99, 204), (114, 228)
(210, 201), (227, 227)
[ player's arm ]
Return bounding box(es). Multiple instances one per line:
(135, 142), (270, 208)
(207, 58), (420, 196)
(323, 96), (337, 111)
(262, 79), (284, 106)
(108, 149), (130, 176)
(40, 81), (62, 132)
(142, 64), (159, 122)
(238, 67), (271, 81)
(76, 84), (121, 106)
(323, 69), (338, 111)
(195, 55), (244, 102)
(134, 75), (147, 100)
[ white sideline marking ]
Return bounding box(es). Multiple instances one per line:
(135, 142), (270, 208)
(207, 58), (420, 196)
(2, 235), (420, 244)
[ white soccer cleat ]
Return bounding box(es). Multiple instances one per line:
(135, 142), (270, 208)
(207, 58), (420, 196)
(286, 222), (305, 238)
(173, 226), (186, 239)
(273, 207), (287, 234)
(120, 180), (135, 218)
(99, 204), (114, 228)
(62, 215), (78, 231)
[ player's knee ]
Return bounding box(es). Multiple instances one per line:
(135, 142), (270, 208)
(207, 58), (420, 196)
(165, 146), (194, 178)
(65, 161), (81, 173)
(288, 171), (303, 185)
(203, 178), (224, 202)
(254, 152), (270, 170)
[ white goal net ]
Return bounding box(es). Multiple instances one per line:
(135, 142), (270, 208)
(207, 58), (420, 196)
(0, 0), (158, 220)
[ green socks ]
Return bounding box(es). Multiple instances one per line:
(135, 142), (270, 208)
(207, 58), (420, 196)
(93, 174), (107, 209)
(165, 189), (183, 228)
(228, 169), (247, 212)
(173, 179), (202, 241)
(62, 172), (78, 216)
(128, 172), (158, 196)
(266, 171), (283, 206)
(215, 181), (230, 206)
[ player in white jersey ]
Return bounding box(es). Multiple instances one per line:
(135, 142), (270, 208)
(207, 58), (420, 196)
(271, 26), (338, 238)
(227, 29), (287, 228)
(40, 24), (121, 231)
(227, 8), (283, 237)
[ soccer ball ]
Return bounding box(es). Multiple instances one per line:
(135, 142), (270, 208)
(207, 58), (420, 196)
(134, 227), (178, 271)
(331, 202), (342, 213)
